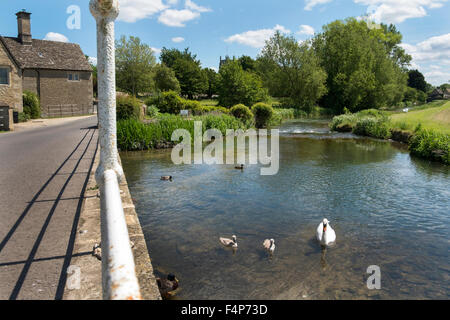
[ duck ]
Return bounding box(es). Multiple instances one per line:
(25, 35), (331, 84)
(161, 175), (173, 181)
(219, 235), (238, 248)
(156, 274), (179, 299)
(316, 218), (336, 246)
(235, 164), (244, 170)
(263, 238), (275, 254)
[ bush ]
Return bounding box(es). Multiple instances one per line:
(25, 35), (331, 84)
(252, 103), (274, 128)
(23, 91), (40, 119)
(230, 104), (253, 123)
(146, 105), (159, 118)
(353, 117), (391, 139)
(116, 95), (142, 120)
(117, 114), (248, 151)
(18, 112), (30, 122)
(145, 91), (185, 114)
(409, 129), (449, 164)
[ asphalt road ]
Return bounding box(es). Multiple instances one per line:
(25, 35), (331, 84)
(0, 116), (98, 300)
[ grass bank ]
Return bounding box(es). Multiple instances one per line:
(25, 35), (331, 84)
(118, 114), (249, 151)
(330, 102), (450, 165)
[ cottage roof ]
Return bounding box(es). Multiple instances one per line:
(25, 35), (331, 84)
(0, 36), (92, 72)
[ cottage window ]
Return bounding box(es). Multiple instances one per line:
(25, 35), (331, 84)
(67, 73), (80, 81)
(0, 67), (9, 85)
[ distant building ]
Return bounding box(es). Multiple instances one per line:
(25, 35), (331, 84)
(428, 88), (444, 101)
(0, 11), (93, 119)
(219, 55), (231, 69)
(444, 88), (450, 99)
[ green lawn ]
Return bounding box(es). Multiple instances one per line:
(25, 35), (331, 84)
(390, 101), (450, 134)
(199, 99), (219, 107)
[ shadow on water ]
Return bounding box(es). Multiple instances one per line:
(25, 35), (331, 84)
(121, 119), (450, 300)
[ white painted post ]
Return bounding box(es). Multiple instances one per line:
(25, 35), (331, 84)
(90, 0), (124, 184)
(90, 0), (141, 300)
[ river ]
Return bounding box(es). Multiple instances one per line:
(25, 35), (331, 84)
(121, 119), (449, 299)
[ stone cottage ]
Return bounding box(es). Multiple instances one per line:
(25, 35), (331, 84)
(0, 11), (93, 129)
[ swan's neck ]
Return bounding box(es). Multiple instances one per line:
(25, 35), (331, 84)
(323, 227), (328, 243)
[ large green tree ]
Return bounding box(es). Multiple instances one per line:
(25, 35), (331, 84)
(153, 64), (181, 93)
(258, 32), (327, 109)
(313, 18), (410, 113)
(115, 36), (156, 96)
(217, 60), (268, 107)
(159, 48), (207, 98)
(203, 68), (219, 98)
(408, 69), (427, 93)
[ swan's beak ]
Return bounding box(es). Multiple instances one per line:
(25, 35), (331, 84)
(323, 225), (327, 232)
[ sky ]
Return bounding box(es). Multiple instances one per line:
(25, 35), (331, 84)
(0, 0), (449, 85)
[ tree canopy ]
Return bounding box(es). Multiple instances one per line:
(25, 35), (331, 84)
(115, 35), (156, 96)
(160, 48), (207, 98)
(408, 70), (428, 93)
(312, 18), (410, 113)
(258, 31), (327, 110)
(217, 60), (268, 107)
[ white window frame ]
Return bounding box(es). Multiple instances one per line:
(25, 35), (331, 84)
(0, 66), (10, 86)
(67, 72), (80, 82)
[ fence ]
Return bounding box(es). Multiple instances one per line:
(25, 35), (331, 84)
(41, 104), (96, 118)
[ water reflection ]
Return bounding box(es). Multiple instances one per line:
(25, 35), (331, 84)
(121, 120), (450, 300)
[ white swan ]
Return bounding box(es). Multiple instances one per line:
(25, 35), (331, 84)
(263, 239), (275, 254)
(316, 218), (336, 246)
(219, 235), (237, 248)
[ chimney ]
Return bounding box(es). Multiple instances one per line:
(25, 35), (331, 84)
(16, 10), (32, 45)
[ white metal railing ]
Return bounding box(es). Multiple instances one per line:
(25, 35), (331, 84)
(100, 170), (141, 300)
(90, 0), (141, 299)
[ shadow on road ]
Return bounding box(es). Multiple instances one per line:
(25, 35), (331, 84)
(0, 127), (98, 300)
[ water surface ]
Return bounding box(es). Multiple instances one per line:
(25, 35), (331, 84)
(121, 120), (450, 299)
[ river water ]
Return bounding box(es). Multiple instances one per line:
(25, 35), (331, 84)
(121, 119), (449, 299)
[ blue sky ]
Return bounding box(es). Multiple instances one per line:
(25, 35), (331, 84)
(1, 0), (449, 85)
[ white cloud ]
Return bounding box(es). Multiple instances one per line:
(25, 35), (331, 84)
(172, 36), (185, 43)
(225, 25), (291, 48)
(401, 33), (450, 63)
(401, 33), (450, 85)
(298, 24), (315, 36)
(304, 0), (333, 11)
(118, 0), (168, 23)
(44, 32), (69, 42)
(354, 0), (448, 24)
(88, 56), (97, 66)
(158, 9), (200, 26)
(185, 0), (212, 12)
(151, 47), (162, 55)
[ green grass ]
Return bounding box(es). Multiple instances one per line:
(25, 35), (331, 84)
(117, 114), (249, 151)
(199, 99), (219, 107)
(390, 101), (450, 134)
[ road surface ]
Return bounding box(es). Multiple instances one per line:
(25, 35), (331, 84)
(0, 116), (98, 299)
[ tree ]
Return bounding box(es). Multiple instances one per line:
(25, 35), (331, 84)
(217, 60), (268, 107)
(115, 35), (156, 96)
(86, 55), (98, 97)
(312, 18), (410, 113)
(259, 31), (327, 110)
(160, 48), (207, 98)
(153, 64), (180, 93)
(238, 55), (257, 72)
(408, 70), (427, 92)
(203, 68), (219, 98)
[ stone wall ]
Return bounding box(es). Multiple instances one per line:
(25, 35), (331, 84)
(37, 70), (94, 117)
(0, 42), (23, 112)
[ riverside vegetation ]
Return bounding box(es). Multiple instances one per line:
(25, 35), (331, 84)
(116, 93), (295, 151)
(330, 102), (450, 164)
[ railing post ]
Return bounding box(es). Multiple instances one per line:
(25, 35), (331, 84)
(90, 0), (141, 300)
(90, 0), (124, 185)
